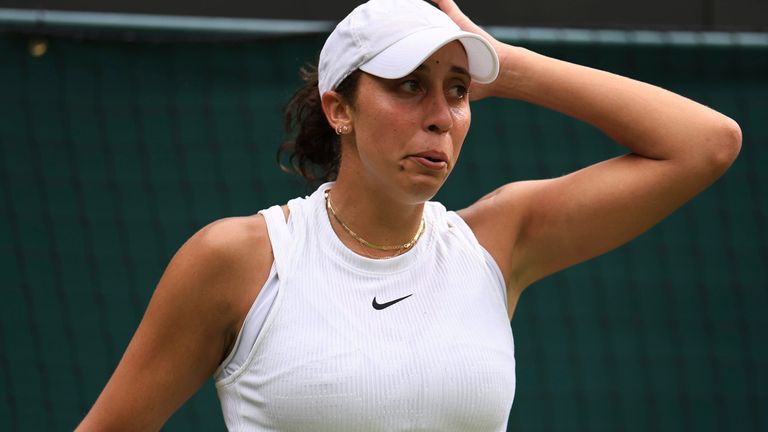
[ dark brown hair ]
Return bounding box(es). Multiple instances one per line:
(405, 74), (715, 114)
(278, 65), (362, 183)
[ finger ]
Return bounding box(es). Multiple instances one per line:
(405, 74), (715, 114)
(433, 0), (492, 40)
(433, 0), (468, 25)
(433, 0), (462, 16)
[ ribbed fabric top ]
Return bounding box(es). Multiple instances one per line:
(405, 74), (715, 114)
(318, 194), (433, 276)
(216, 183), (516, 431)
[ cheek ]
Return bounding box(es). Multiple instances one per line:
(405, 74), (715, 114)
(359, 97), (400, 134)
(361, 107), (417, 147)
(354, 108), (405, 162)
(451, 105), (471, 150)
(451, 104), (470, 123)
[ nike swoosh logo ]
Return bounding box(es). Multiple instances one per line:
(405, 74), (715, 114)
(372, 294), (413, 310)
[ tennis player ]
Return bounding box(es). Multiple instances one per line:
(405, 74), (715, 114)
(77, 0), (741, 430)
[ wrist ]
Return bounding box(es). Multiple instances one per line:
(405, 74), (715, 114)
(490, 45), (533, 100)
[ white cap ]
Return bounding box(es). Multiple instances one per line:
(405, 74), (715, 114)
(318, 0), (499, 96)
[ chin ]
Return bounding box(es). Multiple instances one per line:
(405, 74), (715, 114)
(400, 174), (447, 204)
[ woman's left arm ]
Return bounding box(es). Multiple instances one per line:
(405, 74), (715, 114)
(437, 1), (742, 306)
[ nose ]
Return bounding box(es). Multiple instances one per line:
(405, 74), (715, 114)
(424, 90), (453, 134)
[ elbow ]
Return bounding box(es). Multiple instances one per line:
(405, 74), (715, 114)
(702, 116), (742, 175)
(715, 116), (742, 168)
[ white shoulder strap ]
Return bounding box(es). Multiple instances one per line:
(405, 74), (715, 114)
(443, 209), (487, 259)
(259, 205), (293, 279)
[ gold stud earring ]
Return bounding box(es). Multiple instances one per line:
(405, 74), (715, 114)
(336, 124), (351, 135)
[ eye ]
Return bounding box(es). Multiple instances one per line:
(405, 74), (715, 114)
(447, 84), (469, 101)
(400, 79), (422, 93)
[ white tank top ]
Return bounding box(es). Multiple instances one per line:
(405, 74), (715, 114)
(215, 183), (516, 431)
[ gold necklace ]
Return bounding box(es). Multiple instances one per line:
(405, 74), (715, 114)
(324, 189), (425, 252)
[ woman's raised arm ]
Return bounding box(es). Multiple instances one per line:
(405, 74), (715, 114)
(436, 0), (742, 312)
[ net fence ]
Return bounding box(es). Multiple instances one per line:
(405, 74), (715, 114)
(0, 21), (766, 431)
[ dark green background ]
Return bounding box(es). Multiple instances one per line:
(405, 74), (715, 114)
(0, 32), (766, 431)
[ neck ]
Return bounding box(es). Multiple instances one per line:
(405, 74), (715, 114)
(327, 173), (426, 259)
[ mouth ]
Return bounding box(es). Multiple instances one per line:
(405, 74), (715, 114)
(409, 151), (449, 171)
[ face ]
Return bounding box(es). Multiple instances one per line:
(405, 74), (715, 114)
(340, 41), (471, 204)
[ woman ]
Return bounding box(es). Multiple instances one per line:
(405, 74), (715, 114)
(77, 0), (741, 430)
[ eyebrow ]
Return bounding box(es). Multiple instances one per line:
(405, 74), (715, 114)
(414, 64), (471, 80)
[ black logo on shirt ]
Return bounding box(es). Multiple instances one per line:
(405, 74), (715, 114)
(372, 294), (413, 310)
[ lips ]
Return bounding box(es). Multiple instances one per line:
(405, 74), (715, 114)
(409, 151), (449, 170)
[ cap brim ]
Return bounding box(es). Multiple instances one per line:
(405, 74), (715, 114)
(359, 26), (499, 84)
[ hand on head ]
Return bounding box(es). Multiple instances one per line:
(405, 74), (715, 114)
(432, 0), (507, 101)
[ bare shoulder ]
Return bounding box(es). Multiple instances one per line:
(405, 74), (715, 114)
(76, 213), (278, 430)
(187, 214), (272, 268)
(143, 212), (278, 363)
(456, 180), (549, 301)
(457, 181), (539, 251)
(458, 181), (539, 225)
(184, 205), (289, 282)
(169, 214), (275, 322)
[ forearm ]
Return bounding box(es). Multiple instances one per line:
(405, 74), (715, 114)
(493, 46), (741, 165)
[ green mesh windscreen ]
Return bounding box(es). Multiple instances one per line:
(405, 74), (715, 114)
(0, 33), (766, 431)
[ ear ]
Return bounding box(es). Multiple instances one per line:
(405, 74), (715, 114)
(321, 90), (354, 133)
